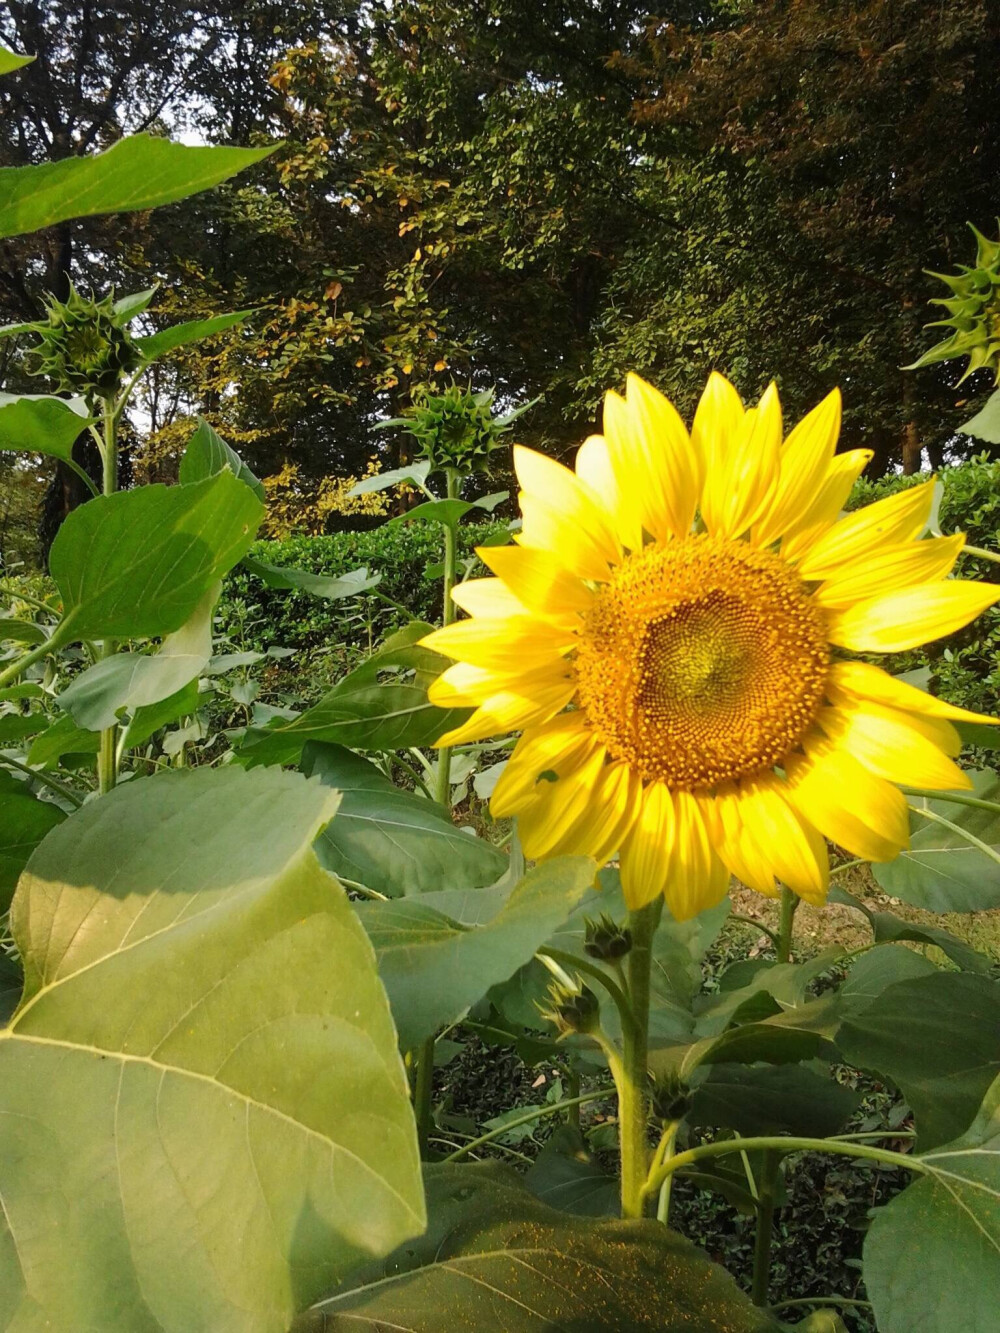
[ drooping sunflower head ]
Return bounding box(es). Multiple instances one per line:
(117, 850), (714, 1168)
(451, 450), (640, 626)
(423, 373), (1000, 919)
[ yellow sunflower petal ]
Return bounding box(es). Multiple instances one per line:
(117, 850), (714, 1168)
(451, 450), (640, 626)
(817, 703), (970, 792)
(716, 782), (781, 897)
(429, 659), (573, 707)
(490, 714), (596, 817)
(701, 381), (782, 540)
(422, 615), (575, 671)
(828, 659), (999, 727)
(623, 372), (701, 540)
(778, 448), (874, 562)
(826, 579), (1000, 653)
(619, 782), (676, 910)
(798, 479), (937, 579)
(575, 433), (640, 551)
(515, 445), (621, 581)
(665, 791), (731, 921)
(691, 371), (745, 487)
(753, 389), (842, 547)
(784, 740), (910, 863)
(524, 759), (639, 865)
(450, 577), (531, 620)
(734, 775), (829, 905)
(813, 534), (966, 610)
(517, 745), (608, 858)
(477, 544), (594, 617)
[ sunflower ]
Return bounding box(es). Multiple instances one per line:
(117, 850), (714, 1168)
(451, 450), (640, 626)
(422, 374), (999, 919)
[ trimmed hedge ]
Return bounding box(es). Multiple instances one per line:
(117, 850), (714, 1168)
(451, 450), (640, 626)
(217, 519), (508, 657)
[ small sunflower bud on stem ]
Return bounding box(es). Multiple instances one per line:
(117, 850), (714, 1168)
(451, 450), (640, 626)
(584, 912), (633, 962)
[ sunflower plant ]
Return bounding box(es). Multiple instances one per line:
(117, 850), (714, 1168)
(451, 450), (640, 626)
(4, 32), (1000, 1333)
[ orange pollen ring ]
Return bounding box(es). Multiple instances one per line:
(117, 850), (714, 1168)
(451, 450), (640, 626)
(573, 534), (830, 790)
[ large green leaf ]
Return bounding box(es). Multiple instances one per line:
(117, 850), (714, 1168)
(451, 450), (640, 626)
(358, 855), (596, 1050)
(0, 392), (93, 461)
(49, 471), (262, 644)
(0, 134), (275, 239)
(25, 713), (99, 768)
(135, 310), (254, 362)
(304, 742), (505, 897)
(238, 622), (467, 767)
(838, 944), (939, 1013)
(690, 1063), (860, 1138)
(864, 1073), (1000, 1333)
(0, 42), (33, 74)
(243, 556), (379, 600)
(836, 972), (1000, 1148)
(0, 776), (64, 912)
(0, 765), (424, 1332)
(958, 387), (1000, 443)
(525, 1126), (619, 1217)
(178, 417), (265, 500)
(874, 772), (1000, 911)
(56, 583), (217, 730)
(829, 885), (991, 973)
(295, 1163), (781, 1332)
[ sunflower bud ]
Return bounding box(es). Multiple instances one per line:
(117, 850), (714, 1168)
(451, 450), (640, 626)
(399, 383), (508, 475)
(29, 285), (140, 399)
(908, 222), (1000, 384)
(650, 1072), (692, 1123)
(583, 913), (633, 961)
(539, 979), (601, 1039)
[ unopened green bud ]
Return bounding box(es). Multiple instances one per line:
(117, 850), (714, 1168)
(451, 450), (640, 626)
(584, 913), (632, 961)
(393, 383), (509, 476)
(907, 221), (1000, 385)
(539, 979), (601, 1039)
(650, 1072), (692, 1123)
(29, 284), (139, 398)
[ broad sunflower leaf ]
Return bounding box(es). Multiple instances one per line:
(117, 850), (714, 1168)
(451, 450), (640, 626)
(0, 135), (276, 239)
(135, 310), (254, 362)
(303, 742), (506, 897)
(111, 287), (158, 323)
(829, 885), (990, 973)
(0, 42), (33, 74)
(0, 392), (93, 462)
(294, 1162), (782, 1332)
(358, 855), (596, 1051)
(863, 1072), (1000, 1333)
(689, 1063), (860, 1138)
(874, 772), (1000, 911)
(25, 713), (99, 768)
(388, 497), (474, 528)
(0, 778), (65, 912)
(0, 766), (424, 1333)
(958, 387), (1000, 443)
(178, 417), (265, 500)
(524, 1126), (619, 1217)
(838, 944), (938, 1013)
(348, 461), (431, 496)
(56, 583), (217, 730)
(238, 622), (467, 767)
(49, 471), (262, 644)
(836, 972), (1000, 1148)
(243, 555), (379, 600)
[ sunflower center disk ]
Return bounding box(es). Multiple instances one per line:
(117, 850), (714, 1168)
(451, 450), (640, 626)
(573, 535), (830, 790)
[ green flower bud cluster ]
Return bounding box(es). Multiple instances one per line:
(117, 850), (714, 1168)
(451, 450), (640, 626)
(650, 1072), (692, 1124)
(908, 223), (1000, 385)
(539, 979), (601, 1039)
(583, 913), (632, 962)
(378, 382), (534, 477)
(27, 285), (140, 399)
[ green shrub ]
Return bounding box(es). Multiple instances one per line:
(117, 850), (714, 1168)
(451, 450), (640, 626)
(217, 519), (509, 657)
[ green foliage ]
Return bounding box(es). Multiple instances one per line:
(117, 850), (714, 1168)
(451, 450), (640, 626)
(21, 284), (140, 397)
(0, 134), (276, 240)
(907, 223), (1000, 385)
(378, 383), (527, 477)
(295, 1162), (784, 1332)
(0, 766), (425, 1331)
(220, 520), (508, 654)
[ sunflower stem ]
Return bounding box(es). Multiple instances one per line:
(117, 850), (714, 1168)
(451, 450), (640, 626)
(751, 1149), (781, 1305)
(96, 396), (120, 797)
(776, 886), (798, 963)
(618, 898), (661, 1218)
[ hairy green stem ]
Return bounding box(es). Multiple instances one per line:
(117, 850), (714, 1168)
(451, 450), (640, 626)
(751, 1149), (781, 1305)
(618, 899), (661, 1218)
(0, 638), (54, 690)
(776, 886), (798, 963)
(729, 913), (782, 949)
(443, 1086), (615, 1162)
(645, 1134), (926, 1197)
(0, 582), (56, 615)
(961, 542), (1000, 566)
(769, 1296), (873, 1314)
(96, 398), (119, 797)
(909, 803), (1000, 868)
(904, 787), (1000, 817)
(655, 1121), (680, 1224)
(413, 1035), (436, 1156)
